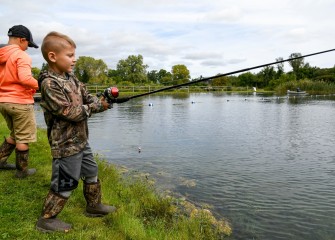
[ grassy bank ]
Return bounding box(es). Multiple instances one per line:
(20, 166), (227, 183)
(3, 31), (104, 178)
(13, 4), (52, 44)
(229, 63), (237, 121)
(0, 116), (231, 240)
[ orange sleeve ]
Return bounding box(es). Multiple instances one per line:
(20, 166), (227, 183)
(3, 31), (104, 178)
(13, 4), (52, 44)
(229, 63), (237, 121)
(16, 51), (39, 90)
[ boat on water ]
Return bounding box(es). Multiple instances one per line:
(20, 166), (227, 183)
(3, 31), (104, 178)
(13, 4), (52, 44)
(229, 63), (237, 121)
(287, 88), (307, 96)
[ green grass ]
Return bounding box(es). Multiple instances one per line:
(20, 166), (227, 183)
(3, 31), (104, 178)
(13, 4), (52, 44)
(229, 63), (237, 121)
(276, 79), (335, 95)
(0, 116), (231, 240)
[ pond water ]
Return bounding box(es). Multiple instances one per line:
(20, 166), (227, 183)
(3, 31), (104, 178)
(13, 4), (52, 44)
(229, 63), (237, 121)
(35, 93), (335, 240)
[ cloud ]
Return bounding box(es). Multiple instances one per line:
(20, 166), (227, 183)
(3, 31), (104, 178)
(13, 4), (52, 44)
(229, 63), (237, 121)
(1, 0), (334, 79)
(184, 52), (223, 60)
(202, 6), (242, 22)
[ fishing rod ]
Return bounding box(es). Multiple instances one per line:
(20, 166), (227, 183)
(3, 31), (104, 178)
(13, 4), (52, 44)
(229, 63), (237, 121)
(102, 48), (335, 103)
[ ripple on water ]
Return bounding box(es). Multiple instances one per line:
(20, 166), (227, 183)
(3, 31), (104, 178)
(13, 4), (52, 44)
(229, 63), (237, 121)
(34, 96), (335, 239)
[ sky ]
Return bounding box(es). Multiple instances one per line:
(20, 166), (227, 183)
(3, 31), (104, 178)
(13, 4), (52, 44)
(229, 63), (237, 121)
(1, 0), (335, 79)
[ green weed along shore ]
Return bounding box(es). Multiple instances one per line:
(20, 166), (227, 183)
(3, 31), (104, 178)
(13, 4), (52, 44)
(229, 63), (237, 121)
(0, 117), (231, 240)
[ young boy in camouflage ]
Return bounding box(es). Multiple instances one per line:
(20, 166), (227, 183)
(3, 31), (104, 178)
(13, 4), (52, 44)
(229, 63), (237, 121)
(36, 31), (121, 232)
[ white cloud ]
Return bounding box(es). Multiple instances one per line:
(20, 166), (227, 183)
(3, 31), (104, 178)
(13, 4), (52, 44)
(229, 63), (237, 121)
(184, 52), (223, 60)
(203, 6), (242, 22)
(1, 0), (334, 79)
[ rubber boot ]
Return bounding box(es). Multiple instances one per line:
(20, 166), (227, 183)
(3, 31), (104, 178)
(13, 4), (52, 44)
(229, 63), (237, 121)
(15, 149), (36, 178)
(0, 139), (16, 170)
(83, 180), (116, 217)
(36, 190), (72, 233)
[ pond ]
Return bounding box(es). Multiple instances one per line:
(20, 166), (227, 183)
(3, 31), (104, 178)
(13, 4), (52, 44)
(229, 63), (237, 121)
(35, 92), (335, 240)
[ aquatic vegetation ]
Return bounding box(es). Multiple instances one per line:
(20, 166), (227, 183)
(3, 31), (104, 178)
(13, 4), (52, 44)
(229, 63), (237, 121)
(276, 79), (335, 95)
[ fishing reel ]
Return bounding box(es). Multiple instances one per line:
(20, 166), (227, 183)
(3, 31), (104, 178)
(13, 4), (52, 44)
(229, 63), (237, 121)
(97, 87), (129, 106)
(103, 87), (120, 102)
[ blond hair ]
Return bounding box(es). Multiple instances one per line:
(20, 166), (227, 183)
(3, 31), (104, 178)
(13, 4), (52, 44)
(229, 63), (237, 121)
(41, 31), (76, 62)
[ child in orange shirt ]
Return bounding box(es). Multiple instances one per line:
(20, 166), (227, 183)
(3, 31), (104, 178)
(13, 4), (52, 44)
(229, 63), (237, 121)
(0, 25), (39, 178)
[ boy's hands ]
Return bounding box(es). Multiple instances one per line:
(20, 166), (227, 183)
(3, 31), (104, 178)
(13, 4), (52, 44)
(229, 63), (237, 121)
(99, 95), (130, 110)
(100, 97), (112, 110)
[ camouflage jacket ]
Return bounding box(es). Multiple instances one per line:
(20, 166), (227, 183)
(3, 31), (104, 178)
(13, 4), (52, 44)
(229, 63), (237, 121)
(38, 70), (106, 158)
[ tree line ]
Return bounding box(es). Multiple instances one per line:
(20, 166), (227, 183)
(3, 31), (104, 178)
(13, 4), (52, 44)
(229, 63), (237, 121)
(32, 53), (335, 90)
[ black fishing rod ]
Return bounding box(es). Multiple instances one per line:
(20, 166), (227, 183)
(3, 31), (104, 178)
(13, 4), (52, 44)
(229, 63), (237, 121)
(102, 48), (335, 103)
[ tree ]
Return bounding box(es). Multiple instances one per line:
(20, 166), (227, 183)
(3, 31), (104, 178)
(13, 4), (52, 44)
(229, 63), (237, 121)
(313, 67), (335, 82)
(116, 55), (148, 84)
(211, 75), (230, 86)
(276, 57), (284, 78)
(81, 69), (90, 83)
(160, 72), (173, 85)
(74, 56), (108, 84)
(147, 70), (159, 84)
(257, 66), (276, 87)
(41, 62), (48, 71)
(149, 69), (173, 85)
(268, 73), (291, 89)
(107, 69), (122, 83)
(31, 67), (40, 79)
(171, 64), (190, 85)
(299, 63), (317, 80)
(157, 69), (171, 84)
(237, 72), (257, 87)
(288, 53), (305, 80)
